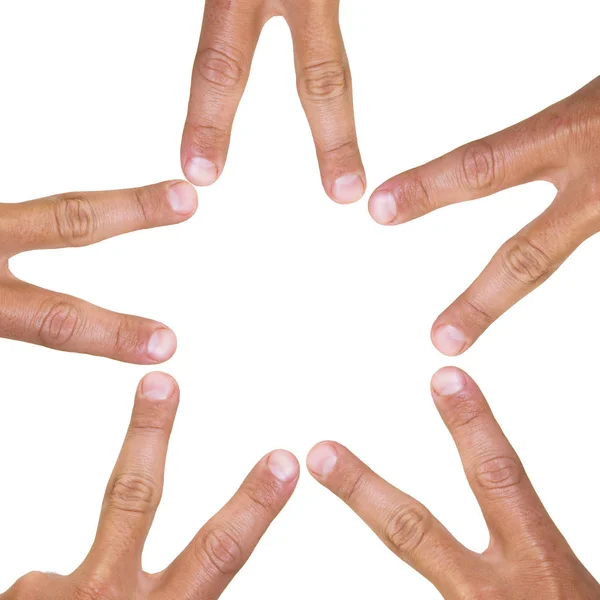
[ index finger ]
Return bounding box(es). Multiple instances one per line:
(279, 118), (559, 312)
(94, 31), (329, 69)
(306, 441), (475, 592)
(161, 450), (299, 598)
(368, 104), (566, 225)
(0, 181), (197, 257)
(430, 367), (556, 550)
(84, 373), (179, 577)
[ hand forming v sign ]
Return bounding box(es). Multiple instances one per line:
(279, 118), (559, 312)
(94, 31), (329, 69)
(369, 76), (600, 356)
(181, 0), (366, 204)
(2, 372), (299, 600)
(308, 368), (600, 599)
(0, 181), (198, 363)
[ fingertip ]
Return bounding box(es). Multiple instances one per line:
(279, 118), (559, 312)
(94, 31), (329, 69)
(368, 189), (398, 225)
(183, 157), (220, 187)
(267, 450), (300, 483)
(167, 181), (198, 217)
(307, 442), (339, 478)
(431, 324), (468, 356)
(430, 367), (467, 398)
(331, 173), (366, 204)
(147, 328), (178, 363)
(139, 371), (179, 401)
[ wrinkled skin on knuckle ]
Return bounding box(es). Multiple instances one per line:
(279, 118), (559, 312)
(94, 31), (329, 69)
(385, 503), (431, 557)
(196, 527), (244, 576)
(188, 120), (230, 156)
(444, 391), (483, 431)
(394, 174), (432, 214)
(112, 315), (145, 358)
(241, 476), (281, 517)
(53, 195), (95, 247)
(106, 472), (158, 515)
(70, 576), (120, 600)
(474, 456), (524, 496)
(336, 466), (366, 504)
(500, 237), (554, 286)
(36, 298), (80, 348)
(195, 46), (244, 89)
(461, 141), (501, 192)
(300, 59), (349, 102)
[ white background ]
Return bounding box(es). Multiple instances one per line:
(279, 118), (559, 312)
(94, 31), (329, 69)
(1, 0), (599, 597)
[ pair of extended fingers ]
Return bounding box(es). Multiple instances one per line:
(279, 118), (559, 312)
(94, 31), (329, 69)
(6, 368), (589, 600)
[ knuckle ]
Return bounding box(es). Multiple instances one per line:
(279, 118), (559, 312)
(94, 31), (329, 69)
(195, 46), (244, 89)
(300, 59), (349, 102)
(112, 314), (145, 357)
(501, 237), (554, 286)
(53, 195), (95, 246)
(385, 503), (431, 557)
(9, 572), (49, 598)
(240, 477), (280, 516)
(445, 391), (483, 431)
(197, 527), (244, 576)
(474, 456), (524, 494)
(188, 121), (230, 155)
(394, 173), (433, 213)
(461, 141), (501, 191)
(36, 298), (80, 348)
(462, 296), (494, 329)
(72, 577), (119, 600)
(106, 472), (158, 515)
(336, 467), (366, 504)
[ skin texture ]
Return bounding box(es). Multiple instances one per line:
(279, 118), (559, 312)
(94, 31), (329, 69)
(369, 76), (600, 356)
(0, 181), (199, 364)
(308, 367), (600, 599)
(181, 0), (366, 204)
(1, 372), (300, 600)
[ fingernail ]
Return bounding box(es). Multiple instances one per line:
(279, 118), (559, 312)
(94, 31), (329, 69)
(147, 329), (177, 362)
(141, 372), (175, 400)
(431, 367), (466, 396)
(432, 325), (467, 356)
(184, 157), (219, 186)
(307, 443), (338, 477)
(369, 190), (397, 224)
(168, 181), (198, 215)
(268, 450), (299, 482)
(332, 174), (365, 204)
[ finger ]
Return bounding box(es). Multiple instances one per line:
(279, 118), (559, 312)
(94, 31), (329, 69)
(287, 1), (365, 204)
(368, 110), (564, 225)
(307, 442), (475, 592)
(431, 368), (555, 548)
(85, 373), (179, 575)
(0, 181), (197, 256)
(0, 279), (177, 364)
(181, 0), (263, 186)
(161, 450), (299, 599)
(431, 200), (581, 356)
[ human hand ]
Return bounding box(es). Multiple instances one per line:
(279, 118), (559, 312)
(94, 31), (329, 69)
(2, 372), (300, 600)
(308, 367), (600, 599)
(368, 76), (600, 356)
(181, 0), (365, 204)
(0, 181), (198, 363)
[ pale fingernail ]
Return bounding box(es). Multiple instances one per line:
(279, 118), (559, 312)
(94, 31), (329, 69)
(332, 174), (365, 204)
(369, 190), (397, 224)
(268, 450), (299, 482)
(184, 157), (219, 186)
(141, 372), (175, 400)
(147, 329), (177, 362)
(431, 367), (466, 396)
(432, 325), (467, 356)
(307, 443), (338, 477)
(168, 181), (198, 215)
